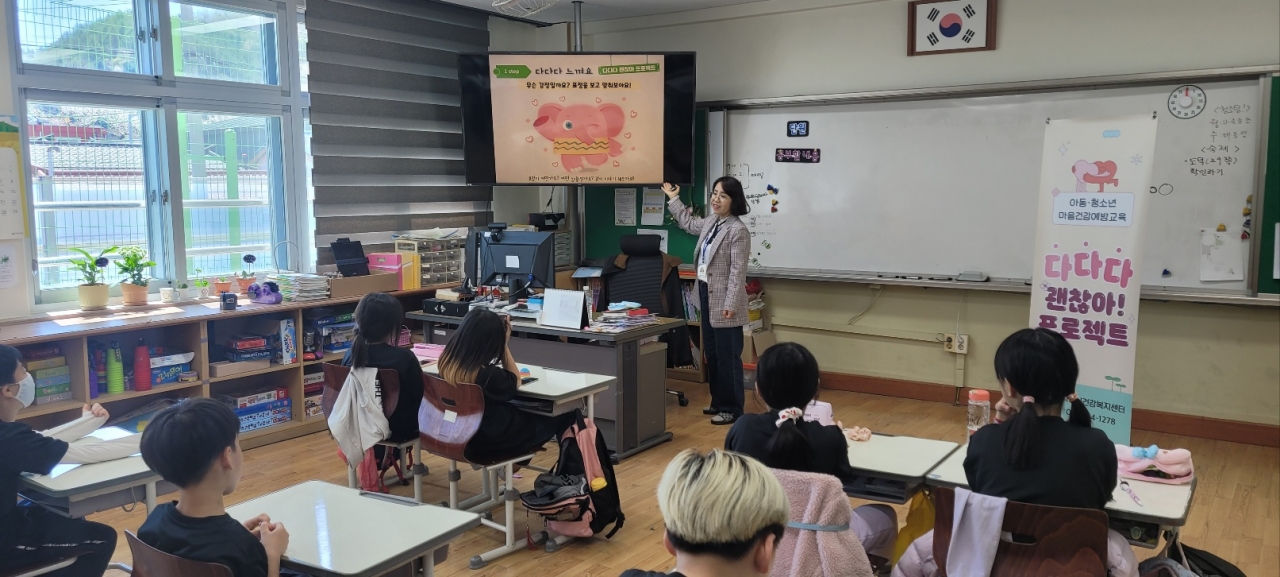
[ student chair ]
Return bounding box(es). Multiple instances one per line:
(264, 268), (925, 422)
(419, 373), (562, 569)
(597, 233), (691, 407)
(120, 531), (233, 577)
(320, 363), (427, 502)
(931, 487), (1110, 576)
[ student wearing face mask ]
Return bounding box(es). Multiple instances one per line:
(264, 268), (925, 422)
(0, 344), (141, 576)
(664, 177), (752, 425)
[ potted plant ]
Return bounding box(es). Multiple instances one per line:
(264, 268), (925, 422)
(115, 246), (156, 306)
(192, 269), (210, 298)
(235, 254), (258, 294)
(67, 246), (117, 311)
(213, 276), (233, 295)
(175, 282), (188, 301)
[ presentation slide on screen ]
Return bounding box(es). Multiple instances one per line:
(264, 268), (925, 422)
(489, 54), (665, 185)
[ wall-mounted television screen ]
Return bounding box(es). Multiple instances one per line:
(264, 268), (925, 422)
(458, 52), (696, 186)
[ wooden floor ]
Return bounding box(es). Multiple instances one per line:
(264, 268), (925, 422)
(97, 381), (1279, 577)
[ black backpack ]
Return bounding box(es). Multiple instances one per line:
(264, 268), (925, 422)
(1167, 542), (1246, 577)
(520, 415), (624, 538)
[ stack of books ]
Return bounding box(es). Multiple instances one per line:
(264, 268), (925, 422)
(267, 273), (330, 302)
(585, 312), (659, 334)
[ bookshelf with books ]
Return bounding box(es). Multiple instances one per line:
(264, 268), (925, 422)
(669, 271), (707, 384)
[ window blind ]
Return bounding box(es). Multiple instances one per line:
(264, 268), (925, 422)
(306, 0), (492, 266)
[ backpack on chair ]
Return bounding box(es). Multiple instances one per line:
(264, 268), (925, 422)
(520, 415), (624, 538)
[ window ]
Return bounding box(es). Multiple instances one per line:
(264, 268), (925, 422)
(12, 0), (308, 303)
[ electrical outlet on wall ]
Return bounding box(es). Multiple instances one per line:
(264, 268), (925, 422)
(944, 333), (969, 355)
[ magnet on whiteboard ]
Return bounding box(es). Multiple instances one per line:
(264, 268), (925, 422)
(1162, 269), (1172, 278)
(1216, 223), (1227, 232)
(1241, 230), (1251, 240)
(1242, 207), (1252, 216)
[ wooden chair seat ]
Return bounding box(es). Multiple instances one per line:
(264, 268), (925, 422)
(125, 531), (234, 577)
(320, 363), (425, 501)
(932, 487), (1110, 577)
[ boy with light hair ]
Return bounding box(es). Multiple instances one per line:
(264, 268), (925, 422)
(621, 449), (790, 577)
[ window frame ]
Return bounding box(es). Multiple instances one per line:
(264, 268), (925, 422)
(6, 0), (311, 307)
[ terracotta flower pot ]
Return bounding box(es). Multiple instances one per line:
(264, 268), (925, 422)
(78, 284), (110, 311)
(213, 281), (233, 294)
(235, 277), (253, 294)
(120, 282), (149, 306)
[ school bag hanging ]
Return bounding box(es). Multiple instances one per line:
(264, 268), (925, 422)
(519, 415), (624, 538)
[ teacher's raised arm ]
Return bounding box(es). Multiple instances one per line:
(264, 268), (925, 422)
(663, 183), (706, 236)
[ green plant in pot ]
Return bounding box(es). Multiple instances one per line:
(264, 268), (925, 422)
(68, 246), (117, 311)
(191, 268), (210, 297)
(115, 246), (156, 306)
(235, 254), (258, 293)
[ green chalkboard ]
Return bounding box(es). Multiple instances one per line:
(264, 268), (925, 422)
(1258, 76), (1280, 295)
(583, 109), (707, 263)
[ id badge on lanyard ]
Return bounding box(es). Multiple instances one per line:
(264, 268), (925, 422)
(697, 262), (709, 282)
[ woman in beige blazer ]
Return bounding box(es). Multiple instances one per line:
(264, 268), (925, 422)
(663, 177), (751, 425)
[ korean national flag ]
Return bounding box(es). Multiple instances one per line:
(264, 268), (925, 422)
(915, 1), (987, 52)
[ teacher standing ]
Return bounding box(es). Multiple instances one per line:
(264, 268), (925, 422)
(663, 178), (751, 425)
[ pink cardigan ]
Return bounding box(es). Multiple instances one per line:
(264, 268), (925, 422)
(770, 468), (875, 577)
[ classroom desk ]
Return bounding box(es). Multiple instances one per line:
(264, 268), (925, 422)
(924, 444), (1196, 548)
(19, 427), (175, 519)
(843, 433), (960, 504)
(409, 310), (683, 460)
(423, 363), (613, 420)
(227, 481), (480, 577)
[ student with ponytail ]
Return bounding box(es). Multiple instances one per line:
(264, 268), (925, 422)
(725, 342), (897, 559)
(342, 293), (423, 445)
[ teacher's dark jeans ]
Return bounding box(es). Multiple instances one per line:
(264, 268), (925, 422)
(700, 282), (744, 416)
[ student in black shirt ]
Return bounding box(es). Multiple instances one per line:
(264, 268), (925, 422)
(138, 398), (292, 577)
(342, 293), (424, 445)
(436, 308), (577, 464)
(893, 328), (1132, 577)
(619, 449), (789, 577)
(0, 344), (132, 577)
(725, 342), (897, 559)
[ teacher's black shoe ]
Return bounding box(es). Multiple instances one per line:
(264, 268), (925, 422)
(710, 412), (737, 425)
(702, 407), (717, 415)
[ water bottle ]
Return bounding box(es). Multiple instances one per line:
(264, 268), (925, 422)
(967, 389), (991, 436)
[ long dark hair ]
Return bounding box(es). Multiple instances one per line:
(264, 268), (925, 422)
(995, 328), (1091, 470)
(0, 344), (21, 386)
(438, 308), (506, 385)
(712, 176), (750, 217)
(755, 342), (820, 471)
(350, 292), (403, 369)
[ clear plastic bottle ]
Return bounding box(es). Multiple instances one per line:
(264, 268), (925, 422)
(967, 389), (991, 436)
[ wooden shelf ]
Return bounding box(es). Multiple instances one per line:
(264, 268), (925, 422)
(686, 321), (701, 327)
(18, 398), (85, 419)
(94, 381), (204, 403)
(210, 362), (300, 383)
(302, 351), (346, 366)
(240, 418), (328, 450)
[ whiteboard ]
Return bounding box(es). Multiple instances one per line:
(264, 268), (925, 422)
(727, 79), (1262, 292)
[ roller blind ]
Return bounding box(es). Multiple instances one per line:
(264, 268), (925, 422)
(306, 0), (492, 266)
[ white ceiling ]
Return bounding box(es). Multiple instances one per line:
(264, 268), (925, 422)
(441, 0), (770, 24)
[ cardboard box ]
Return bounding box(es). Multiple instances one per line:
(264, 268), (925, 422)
(230, 397), (291, 417)
(209, 359), (271, 378)
(35, 391), (73, 405)
(149, 352), (195, 369)
(303, 371), (325, 386)
(328, 270), (400, 299)
(33, 365), (70, 381)
(221, 387), (290, 409)
(152, 363), (191, 385)
(740, 329), (777, 365)
(227, 348), (273, 362)
(37, 383), (71, 397)
(304, 395), (324, 419)
(35, 373), (71, 389)
(276, 318), (298, 365)
(25, 356), (66, 371)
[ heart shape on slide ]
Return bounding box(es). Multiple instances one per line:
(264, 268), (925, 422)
(552, 162), (559, 167)
(630, 111), (638, 118)
(531, 99), (538, 106)
(595, 97), (603, 103)
(623, 132), (632, 139)
(559, 96), (566, 102)
(613, 160), (620, 167)
(525, 136), (534, 143)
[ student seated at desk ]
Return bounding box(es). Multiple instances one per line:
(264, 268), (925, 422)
(893, 328), (1137, 577)
(1, 344), (139, 577)
(620, 449), (789, 577)
(438, 308), (578, 464)
(138, 398), (298, 577)
(341, 292), (425, 451)
(724, 342), (897, 559)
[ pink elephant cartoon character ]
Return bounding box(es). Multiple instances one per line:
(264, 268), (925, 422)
(533, 102), (625, 172)
(1072, 160), (1120, 192)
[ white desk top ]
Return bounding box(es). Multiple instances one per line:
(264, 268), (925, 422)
(227, 481), (480, 577)
(925, 444), (1193, 526)
(846, 434), (960, 481)
(423, 363), (613, 403)
(20, 427), (152, 498)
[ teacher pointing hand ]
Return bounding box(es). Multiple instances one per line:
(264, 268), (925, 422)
(664, 177), (751, 425)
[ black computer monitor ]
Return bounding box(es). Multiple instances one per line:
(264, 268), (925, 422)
(467, 225), (556, 304)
